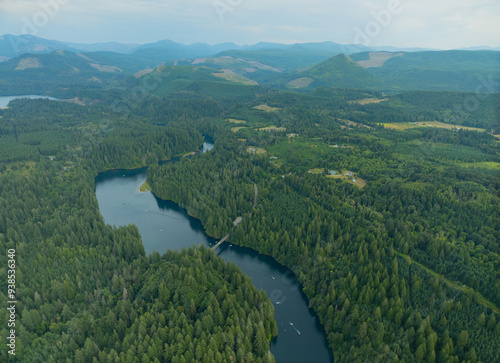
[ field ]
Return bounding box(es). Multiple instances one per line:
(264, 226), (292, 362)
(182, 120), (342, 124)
(247, 146), (267, 154)
(227, 118), (247, 124)
(308, 168), (324, 174)
(253, 104), (281, 112)
(348, 98), (388, 105)
(256, 126), (287, 132)
(287, 77), (314, 88)
(269, 138), (330, 159)
(231, 126), (247, 133)
(457, 161), (500, 170)
(381, 121), (486, 132)
(356, 52), (404, 68)
(212, 72), (258, 85)
(327, 169), (366, 188)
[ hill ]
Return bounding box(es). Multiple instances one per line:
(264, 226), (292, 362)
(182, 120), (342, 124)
(351, 50), (500, 92)
(278, 50), (500, 93)
(137, 65), (270, 101)
(279, 54), (380, 89)
(0, 34), (78, 58)
(215, 47), (345, 71)
(168, 56), (281, 84)
(0, 51), (130, 95)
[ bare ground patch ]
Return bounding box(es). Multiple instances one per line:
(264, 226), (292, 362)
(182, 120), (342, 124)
(256, 126), (287, 132)
(337, 118), (372, 129)
(16, 57), (42, 70)
(357, 52), (404, 68)
(348, 98), (388, 105)
(247, 146), (267, 154)
(212, 72), (258, 85)
(381, 121), (486, 132)
(254, 105), (281, 112)
(327, 170), (366, 188)
(90, 63), (122, 73)
(231, 127), (247, 133)
(134, 69), (154, 78)
(287, 77), (314, 89)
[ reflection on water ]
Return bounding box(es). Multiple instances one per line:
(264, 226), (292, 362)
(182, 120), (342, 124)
(95, 144), (332, 363)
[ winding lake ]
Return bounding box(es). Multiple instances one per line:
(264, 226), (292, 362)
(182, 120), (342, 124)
(95, 141), (333, 363)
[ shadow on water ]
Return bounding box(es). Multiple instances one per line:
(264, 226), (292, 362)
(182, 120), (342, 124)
(95, 140), (333, 363)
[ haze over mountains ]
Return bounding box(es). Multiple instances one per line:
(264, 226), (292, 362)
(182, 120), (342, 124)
(6, 34), (500, 61)
(1, 34), (499, 97)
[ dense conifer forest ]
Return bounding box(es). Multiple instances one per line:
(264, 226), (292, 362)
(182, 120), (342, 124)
(0, 73), (498, 362)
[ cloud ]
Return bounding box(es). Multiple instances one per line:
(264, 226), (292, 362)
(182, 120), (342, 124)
(0, 0), (498, 48)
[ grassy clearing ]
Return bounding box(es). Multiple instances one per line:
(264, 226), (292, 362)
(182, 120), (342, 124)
(348, 98), (388, 105)
(354, 178), (367, 188)
(227, 118), (247, 124)
(327, 169), (366, 188)
(256, 126), (287, 132)
(247, 146), (267, 155)
(231, 127), (247, 133)
(254, 104), (281, 112)
(308, 168), (324, 174)
(271, 160), (283, 168)
(212, 72), (258, 85)
(337, 118), (372, 129)
(269, 138), (328, 158)
(457, 161), (500, 170)
(287, 77), (314, 89)
(381, 121), (486, 132)
(139, 181), (151, 193)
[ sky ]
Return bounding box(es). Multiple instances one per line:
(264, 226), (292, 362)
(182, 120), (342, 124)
(0, 0), (499, 48)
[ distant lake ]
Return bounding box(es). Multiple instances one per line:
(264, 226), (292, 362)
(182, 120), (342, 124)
(95, 140), (333, 363)
(0, 95), (61, 108)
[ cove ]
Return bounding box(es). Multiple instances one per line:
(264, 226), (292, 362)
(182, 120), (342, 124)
(95, 141), (333, 363)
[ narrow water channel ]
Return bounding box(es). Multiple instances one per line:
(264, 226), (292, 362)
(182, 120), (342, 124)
(95, 141), (333, 363)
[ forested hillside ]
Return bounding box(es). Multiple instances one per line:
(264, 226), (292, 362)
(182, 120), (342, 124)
(0, 60), (498, 362)
(148, 91), (500, 362)
(0, 98), (277, 362)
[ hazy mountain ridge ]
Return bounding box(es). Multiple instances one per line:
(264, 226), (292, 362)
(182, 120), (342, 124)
(1, 41), (498, 96)
(4, 34), (494, 61)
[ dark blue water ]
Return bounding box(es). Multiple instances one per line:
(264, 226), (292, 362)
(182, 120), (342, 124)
(95, 141), (333, 363)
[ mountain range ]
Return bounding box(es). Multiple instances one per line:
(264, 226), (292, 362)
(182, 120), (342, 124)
(1, 34), (499, 96)
(3, 34), (477, 62)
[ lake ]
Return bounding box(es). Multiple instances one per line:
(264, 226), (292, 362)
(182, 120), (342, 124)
(0, 95), (61, 108)
(95, 141), (333, 363)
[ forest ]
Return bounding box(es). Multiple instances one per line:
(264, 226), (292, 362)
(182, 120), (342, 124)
(148, 90), (499, 361)
(0, 98), (277, 362)
(0, 78), (498, 363)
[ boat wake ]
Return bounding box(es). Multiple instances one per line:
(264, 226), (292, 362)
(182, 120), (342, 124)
(289, 322), (301, 335)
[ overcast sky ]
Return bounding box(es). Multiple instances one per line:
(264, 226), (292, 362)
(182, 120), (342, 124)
(0, 0), (499, 48)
